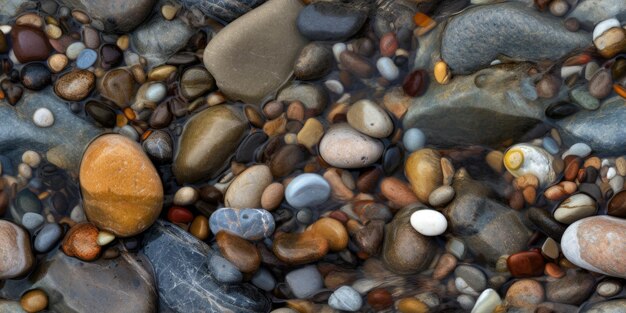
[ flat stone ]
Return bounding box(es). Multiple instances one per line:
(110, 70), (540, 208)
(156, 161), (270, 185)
(285, 265), (323, 299)
(319, 123), (383, 169)
(209, 207), (275, 240)
(57, 0), (156, 33)
(208, 255), (243, 284)
(141, 220), (271, 312)
(178, 0), (266, 23)
(441, 2), (590, 74)
(296, 1), (368, 41)
(284, 173), (331, 208)
(132, 16), (194, 68)
(203, 0), (307, 103)
(0, 220), (34, 279)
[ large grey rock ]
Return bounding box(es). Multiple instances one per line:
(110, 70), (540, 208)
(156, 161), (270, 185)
(582, 299), (626, 313)
(203, 0), (307, 104)
(178, 0), (266, 23)
(0, 0), (30, 24)
(444, 169), (532, 264)
(441, 2), (591, 74)
(403, 64), (551, 148)
(0, 249), (157, 313)
(132, 16), (195, 68)
(141, 220), (271, 313)
(567, 0), (626, 28)
(58, 0), (156, 33)
(557, 97), (626, 154)
(0, 88), (102, 174)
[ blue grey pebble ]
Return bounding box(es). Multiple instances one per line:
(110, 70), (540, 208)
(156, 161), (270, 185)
(296, 208), (314, 225)
(403, 128), (426, 152)
(284, 173), (331, 208)
(209, 207), (275, 241)
(76, 49), (98, 69)
(22, 212), (45, 232)
(0, 155), (15, 176)
(542, 137), (559, 155)
(285, 265), (323, 299)
(251, 267), (276, 291)
(328, 286), (363, 311)
(520, 77), (538, 101)
(34, 223), (63, 253)
(208, 254), (242, 284)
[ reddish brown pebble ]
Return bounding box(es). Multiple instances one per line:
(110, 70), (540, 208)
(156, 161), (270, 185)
(402, 69), (428, 97)
(272, 231), (329, 265)
(215, 231), (261, 273)
(167, 206), (194, 224)
(507, 250), (545, 277)
(61, 223), (102, 262)
(433, 253), (457, 280)
(379, 33), (398, 57)
(367, 288), (393, 311)
(11, 25), (52, 63)
(544, 262), (565, 278)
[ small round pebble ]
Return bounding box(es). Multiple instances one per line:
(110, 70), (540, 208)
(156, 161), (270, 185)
(65, 42), (86, 60)
(403, 128), (426, 152)
(22, 151), (41, 168)
(173, 186), (198, 206)
(33, 108), (54, 127)
(251, 267), (276, 291)
(145, 83), (167, 102)
(428, 185), (455, 207)
(596, 280), (622, 297)
(209, 254), (243, 284)
(34, 223), (63, 253)
(328, 286), (363, 312)
(410, 209), (448, 236)
(296, 208), (314, 225)
(20, 289), (48, 313)
(96, 230), (115, 246)
(542, 137), (559, 155)
(76, 48), (97, 69)
(376, 57), (399, 81)
(22, 212), (44, 232)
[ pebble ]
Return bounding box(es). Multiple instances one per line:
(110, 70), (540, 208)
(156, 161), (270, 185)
(11, 25), (51, 63)
(562, 143), (592, 159)
(553, 193), (597, 224)
(596, 280), (622, 297)
(296, 1), (367, 41)
(98, 68), (136, 108)
(34, 223), (63, 253)
(471, 289), (501, 313)
(251, 267), (276, 291)
(167, 206), (193, 223)
(180, 67), (214, 100)
(380, 177), (419, 207)
(367, 288), (393, 311)
(294, 43), (333, 81)
(546, 271), (595, 305)
(285, 265), (323, 299)
(403, 128), (426, 152)
(570, 87), (600, 110)
(47, 54), (68, 73)
(33, 108), (54, 128)
(142, 130), (173, 163)
(54, 69), (96, 101)
(65, 42), (86, 60)
(428, 185), (455, 207)
(505, 279), (544, 307)
(20, 289), (48, 313)
(340, 50), (374, 78)
(22, 212), (45, 232)
(405, 148), (443, 203)
(409, 209), (447, 236)
(285, 173), (331, 208)
(541, 237), (559, 259)
(297, 118), (324, 150)
(209, 254), (243, 284)
(20, 62), (51, 90)
(434, 60), (451, 84)
(0, 220), (34, 279)
(96, 231), (115, 246)
(457, 295), (475, 311)
(455, 265), (487, 294)
(588, 69), (613, 99)
(61, 223), (101, 261)
(320, 123), (384, 168)
(225, 165), (273, 208)
(328, 286), (363, 312)
(397, 298), (429, 313)
(542, 137), (559, 154)
(376, 57), (399, 81)
(403, 69), (428, 97)
(209, 207), (275, 241)
(22, 151), (41, 168)
(215, 231), (260, 273)
(76, 48), (97, 69)
(272, 231), (329, 265)
(504, 143), (557, 186)
(173, 186), (197, 206)
(332, 42), (347, 61)
(100, 44), (123, 69)
(507, 250), (545, 277)
(346, 100), (394, 138)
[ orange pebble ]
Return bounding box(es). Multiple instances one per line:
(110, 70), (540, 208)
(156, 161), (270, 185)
(141, 130), (153, 141)
(614, 84), (626, 99)
(545, 262), (565, 278)
(413, 12), (434, 27)
(0, 89), (4, 100)
(123, 107), (136, 120)
(116, 114), (128, 127)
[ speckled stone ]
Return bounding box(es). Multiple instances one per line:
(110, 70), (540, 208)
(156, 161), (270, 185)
(208, 254), (243, 284)
(209, 207), (275, 241)
(0, 220), (34, 279)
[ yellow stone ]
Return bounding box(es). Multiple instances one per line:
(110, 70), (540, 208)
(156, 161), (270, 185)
(405, 148), (443, 203)
(434, 60), (451, 84)
(297, 118), (324, 150)
(80, 134), (163, 237)
(504, 148), (524, 171)
(397, 298), (429, 313)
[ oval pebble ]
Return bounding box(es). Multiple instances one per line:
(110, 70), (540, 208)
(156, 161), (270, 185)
(145, 83), (167, 102)
(22, 212), (44, 232)
(554, 193), (597, 224)
(34, 223), (63, 253)
(428, 185), (455, 207)
(65, 42), (86, 60)
(376, 57), (399, 81)
(33, 108), (54, 127)
(284, 173), (331, 208)
(403, 128), (426, 152)
(76, 48), (97, 69)
(329, 286), (363, 312)
(410, 209), (448, 236)
(209, 207), (275, 240)
(209, 254), (243, 284)
(251, 267), (276, 291)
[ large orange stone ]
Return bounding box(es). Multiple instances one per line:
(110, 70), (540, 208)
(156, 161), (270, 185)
(80, 134), (163, 237)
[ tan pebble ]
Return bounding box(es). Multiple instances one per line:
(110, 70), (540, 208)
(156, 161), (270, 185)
(308, 217), (348, 251)
(560, 181), (577, 194)
(207, 92), (226, 106)
(440, 157), (455, 186)
(341, 170), (356, 190)
(44, 24), (62, 39)
(173, 186), (199, 206)
(433, 253), (457, 280)
(544, 185), (567, 201)
(434, 60), (451, 84)
(326, 102), (350, 123)
(148, 65), (176, 81)
(382, 87), (411, 119)
(380, 177), (418, 207)
(161, 4), (179, 20)
(71, 9), (91, 24)
(286, 101), (305, 121)
(405, 149), (443, 203)
(47, 54), (68, 73)
(96, 230), (115, 246)
(397, 297), (429, 313)
(189, 215), (209, 240)
(16, 13), (43, 28)
(617, 157), (626, 176)
(261, 182), (284, 211)
(18, 163), (32, 179)
(505, 279), (544, 307)
(550, 128), (562, 146)
(584, 156), (601, 170)
(20, 289), (48, 313)
(515, 174), (539, 190)
(244, 105), (265, 128)
(131, 64), (146, 84)
(117, 35), (130, 51)
(284, 133), (297, 144)
(323, 168), (354, 201)
(428, 185), (455, 207)
(21, 150), (41, 168)
(522, 186), (536, 205)
(263, 113), (287, 137)
(486, 150), (504, 173)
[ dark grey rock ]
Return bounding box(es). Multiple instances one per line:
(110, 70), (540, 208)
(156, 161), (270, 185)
(296, 1), (368, 41)
(403, 64), (550, 148)
(208, 254), (243, 284)
(251, 267), (275, 292)
(527, 207), (566, 241)
(0, 88), (102, 174)
(57, 0), (156, 33)
(557, 97), (626, 154)
(294, 43), (334, 81)
(209, 207), (275, 241)
(34, 223), (63, 253)
(20, 63), (52, 91)
(141, 220), (271, 313)
(441, 2), (590, 74)
(0, 249), (157, 313)
(285, 265), (323, 299)
(582, 299), (626, 313)
(567, 0), (626, 28)
(142, 130), (173, 163)
(12, 189), (42, 222)
(444, 169), (531, 264)
(178, 0), (266, 23)
(546, 271), (596, 305)
(132, 16), (195, 68)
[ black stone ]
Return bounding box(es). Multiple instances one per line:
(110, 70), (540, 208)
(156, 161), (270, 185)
(296, 1), (368, 41)
(235, 131), (268, 164)
(545, 102), (579, 119)
(100, 44), (123, 70)
(527, 206), (566, 241)
(85, 101), (116, 128)
(20, 63), (51, 91)
(382, 145), (402, 175)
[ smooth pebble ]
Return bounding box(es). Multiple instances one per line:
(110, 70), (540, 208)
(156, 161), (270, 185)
(285, 173), (331, 208)
(33, 108), (54, 127)
(410, 209), (448, 236)
(76, 49), (97, 69)
(328, 286), (363, 312)
(403, 128), (426, 152)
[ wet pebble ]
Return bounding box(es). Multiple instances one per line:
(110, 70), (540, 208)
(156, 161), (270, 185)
(410, 209), (447, 236)
(285, 173), (330, 208)
(65, 42), (86, 60)
(403, 128), (426, 152)
(142, 130), (173, 163)
(0, 220), (34, 279)
(209, 254), (243, 284)
(20, 289), (48, 313)
(225, 165), (273, 208)
(405, 148), (443, 203)
(215, 231), (260, 273)
(209, 207), (275, 240)
(47, 54), (68, 73)
(294, 43), (333, 80)
(376, 57), (399, 81)
(296, 1), (367, 41)
(11, 25), (51, 63)
(455, 265), (487, 295)
(347, 99), (393, 138)
(428, 185), (455, 207)
(54, 69), (96, 101)
(61, 223), (101, 261)
(33, 108), (54, 128)
(505, 279), (544, 307)
(472, 289), (501, 313)
(22, 212), (44, 232)
(20, 62), (51, 90)
(76, 48), (97, 69)
(99, 44), (123, 69)
(596, 280), (622, 297)
(180, 67), (214, 100)
(553, 193), (597, 224)
(328, 286), (363, 312)
(34, 223), (63, 253)
(546, 271), (595, 305)
(251, 267), (276, 291)
(286, 265), (323, 298)
(588, 69), (613, 99)
(320, 123), (384, 168)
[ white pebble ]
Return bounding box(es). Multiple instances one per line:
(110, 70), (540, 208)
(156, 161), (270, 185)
(18, 163), (32, 179)
(410, 209), (448, 236)
(562, 142), (592, 159)
(22, 150), (41, 168)
(33, 108), (54, 127)
(70, 205), (86, 222)
(561, 65), (583, 79)
(403, 128), (426, 152)
(593, 18), (621, 41)
(376, 57), (399, 81)
(332, 43), (347, 62)
(324, 79), (344, 94)
(97, 231), (115, 246)
(145, 83), (167, 102)
(471, 289), (501, 313)
(0, 25), (12, 34)
(66, 42), (86, 60)
(602, 158), (611, 167)
(607, 167), (617, 180)
(173, 186), (199, 206)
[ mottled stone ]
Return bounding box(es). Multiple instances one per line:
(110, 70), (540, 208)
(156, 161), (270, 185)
(209, 207), (275, 240)
(0, 220), (34, 279)
(441, 2), (590, 74)
(132, 16), (194, 68)
(546, 271), (595, 305)
(141, 220), (271, 312)
(203, 0), (307, 103)
(58, 0), (156, 33)
(178, 0), (266, 23)
(142, 130), (173, 163)
(173, 105), (248, 183)
(319, 123), (383, 168)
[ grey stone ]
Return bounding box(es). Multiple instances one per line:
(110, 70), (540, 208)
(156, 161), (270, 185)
(208, 254), (243, 284)
(285, 265), (323, 299)
(557, 97), (626, 154)
(0, 249), (157, 313)
(132, 16), (195, 68)
(178, 0), (266, 23)
(294, 43), (334, 81)
(296, 1), (368, 41)
(444, 169), (531, 264)
(276, 83), (328, 115)
(403, 64), (550, 149)
(371, 0), (416, 38)
(142, 130), (173, 163)
(209, 207), (275, 240)
(0, 300), (26, 313)
(441, 2), (590, 74)
(567, 0), (626, 28)
(454, 265), (487, 292)
(570, 87), (600, 110)
(284, 173), (331, 209)
(21, 212), (45, 232)
(582, 299), (626, 313)
(251, 267), (276, 292)
(546, 271), (595, 305)
(57, 0), (156, 33)
(34, 223), (63, 253)
(328, 286), (363, 312)
(0, 88), (102, 174)
(0, 0), (29, 24)
(11, 189), (42, 221)
(141, 220), (271, 313)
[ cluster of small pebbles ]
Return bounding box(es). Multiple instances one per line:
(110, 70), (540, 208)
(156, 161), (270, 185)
(0, 0), (626, 313)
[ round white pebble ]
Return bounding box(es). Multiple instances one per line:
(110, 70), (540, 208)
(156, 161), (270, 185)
(66, 42), (86, 60)
(33, 108), (54, 127)
(145, 83), (167, 102)
(22, 150), (41, 168)
(173, 186), (198, 206)
(410, 209), (448, 236)
(376, 57), (399, 81)
(332, 42), (346, 61)
(324, 79), (344, 94)
(403, 128), (426, 152)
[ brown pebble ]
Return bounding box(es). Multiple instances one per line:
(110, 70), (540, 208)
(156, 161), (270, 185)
(509, 190), (525, 210)
(588, 69), (613, 99)
(440, 157), (455, 186)
(272, 231), (329, 265)
(397, 298), (429, 313)
(340, 50), (374, 78)
(263, 100), (284, 119)
(323, 168), (354, 201)
(71, 9), (91, 24)
(367, 288), (393, 311)
(515, 174), (539, 190)
(286, 101), (305, 121)
(261, 182), (284, 211)
(308, 217), (349, 251)
(380, 177), (419, 207)
(215, 231), (260, 273)
(47, 54), (68, 73)
(379, 33), (398, 57)
(244, 105), (265, 128)
(61, 223), (101, 261)
(583, 156), (601, 170)
(189, 215), (209, 240)
(20, 289), (48, 313)
(433, 253), (457, 280)
(263, 113), (287, 137)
